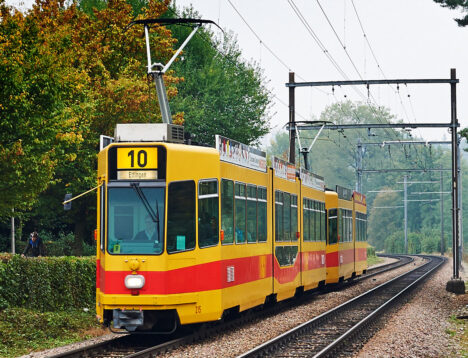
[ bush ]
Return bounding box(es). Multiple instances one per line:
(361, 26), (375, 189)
(384, 231), (405, 253)
(0, 254), (95, 311)
(367, 245), (376, 257)
(422, 235), (440, 253)
(407, 232), (422, 254)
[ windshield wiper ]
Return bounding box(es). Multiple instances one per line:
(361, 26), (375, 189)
(130, 183), (161, 244)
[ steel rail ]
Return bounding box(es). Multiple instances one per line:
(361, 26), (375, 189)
(237, 255), (445, 358)
(313, 255), (444, 358)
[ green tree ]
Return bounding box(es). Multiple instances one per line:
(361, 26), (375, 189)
(384, 231), (405, 254)
(0, 0), (87, 218)
(433, 0), (468, 26)
(1, 0), (179, 249)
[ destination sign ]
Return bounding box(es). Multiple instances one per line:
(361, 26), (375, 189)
(117, 147), (157, 170)
(215, 135), (267, 172)
(117, 170), (158, 180)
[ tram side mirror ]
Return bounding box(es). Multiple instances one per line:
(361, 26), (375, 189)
(63, 193), (72, 211)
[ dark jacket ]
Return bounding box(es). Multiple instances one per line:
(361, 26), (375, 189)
(23, 237), (45, 257)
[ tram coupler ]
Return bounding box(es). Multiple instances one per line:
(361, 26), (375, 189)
(113, 309), (144, 332)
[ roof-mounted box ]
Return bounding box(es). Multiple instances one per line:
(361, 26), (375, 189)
(114, 123), (184, 143)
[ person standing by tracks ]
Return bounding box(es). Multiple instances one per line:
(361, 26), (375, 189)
(21, 231), (45, 257)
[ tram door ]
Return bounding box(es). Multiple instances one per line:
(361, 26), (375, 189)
(271, 157), (301, 302)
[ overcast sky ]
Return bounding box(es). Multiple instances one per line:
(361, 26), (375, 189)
(8, 0), (468, 147)
(172, 0), (468, 146)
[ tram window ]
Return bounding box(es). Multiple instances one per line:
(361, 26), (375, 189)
(303, 199), (309, 242)
(310, 201), (316, 241)
(291, 195), (298, 241)
(107, 187), (165, 255)
(198, 180), (219, 248)
(364, 214), (367, 241)
(328, 209), (338, 245)
(338, 209), (343, 242)
(321, 203), (326, 242)
(313, 201), (319, 242)
(167, 181), (196, 253)
(308, 201), (313, 241)
(348, 211), (352, 242)
(344, 211), (348, 242)
(258, 187), (267, 242)
(358, 215), (362, 242)
(309, 200), (314, 241)
(283, 193), (291, 241)
(247, 185), (257, 243)
(275, 191), (283, 242)
(235, 183), (246, 244)
(343, 210), (346, 242)
(356, 213), (362, 241)
(318, 203), (322, 242)
(221, 179), (234, 245)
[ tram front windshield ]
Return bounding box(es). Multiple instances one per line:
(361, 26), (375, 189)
(107, 187), (165, 255)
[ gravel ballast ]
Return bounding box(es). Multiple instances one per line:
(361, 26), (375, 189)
(354, 259), (467, 358)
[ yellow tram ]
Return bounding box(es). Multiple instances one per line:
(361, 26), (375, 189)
(95, 123), (367, 332)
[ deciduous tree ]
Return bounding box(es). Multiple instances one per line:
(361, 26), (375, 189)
(433, 0), (468, 26)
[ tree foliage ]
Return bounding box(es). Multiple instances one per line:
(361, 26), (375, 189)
(0, 0), (178, 244)
(433, 0), (468, 26)
(1, 0), (273, 250)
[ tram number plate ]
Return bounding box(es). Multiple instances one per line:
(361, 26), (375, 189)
(117, 147), (158, 170)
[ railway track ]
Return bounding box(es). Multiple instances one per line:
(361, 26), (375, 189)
(49, 254), (414, 358)
(237, 255), (445, 358)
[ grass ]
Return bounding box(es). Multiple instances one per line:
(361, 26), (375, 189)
(448, 314), (468, 358)
(0, 307), (107, 357)
(367, 254), (383, 267)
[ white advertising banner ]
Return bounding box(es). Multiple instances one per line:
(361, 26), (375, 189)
(215, 135), (267, 172)
(300, 168), (325, 191)
(273, 156), (296, 181)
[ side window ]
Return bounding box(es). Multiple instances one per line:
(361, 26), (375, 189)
(303, 199), (310, 242)
(328, 208), (338, 245)
(275, 191), (283, 241)
(364, 214), (367, 242)
(167, 181), (196, 253)
(321, 203), (325, 242)
(311, 201), (317, 241)
(221, 179), (234, 244)
(247, 185), (257, 243)
(348, 210), (352, 242)
(314, 201), (320, 241)
(235, 183), (246, 244)
(283, 193), (291, 241)
(198, 180), (219, 248)
(338, 209), (343, 243)
(258, 187), (267, 242)
(291, 195), (298, 241)
(358, 213), (362, 242)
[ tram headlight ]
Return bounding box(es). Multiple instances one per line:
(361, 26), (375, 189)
(125, 274), (145, 289)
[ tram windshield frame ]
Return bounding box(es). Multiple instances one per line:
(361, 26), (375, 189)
(106, 182), (165, 255)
